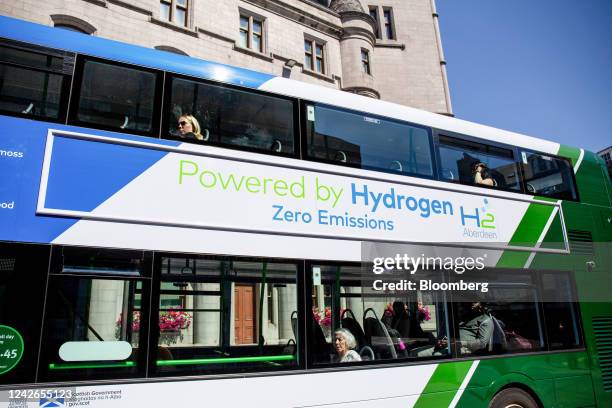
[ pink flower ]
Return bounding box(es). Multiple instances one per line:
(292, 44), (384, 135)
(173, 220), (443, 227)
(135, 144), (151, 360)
(417, 305), (431, 322)
(383, 303), (394, 317)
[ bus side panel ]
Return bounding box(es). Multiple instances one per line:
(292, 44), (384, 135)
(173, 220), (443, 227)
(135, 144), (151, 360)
(578, 302), (612, 408)
(458, 353), (592, 408)
(574, 151), (611, 207)
(0, 243), (49, 385)
(0, 117), (78, 243)
(563, 189), (612, 407)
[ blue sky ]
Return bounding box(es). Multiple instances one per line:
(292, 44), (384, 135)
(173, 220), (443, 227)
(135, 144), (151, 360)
(436, 0), (612, 153)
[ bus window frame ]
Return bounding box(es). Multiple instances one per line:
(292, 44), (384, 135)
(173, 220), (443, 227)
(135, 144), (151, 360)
(447, 267), (585, 358)
(0, 38), (73, 124)
(161, 72), (301, 159)
(518, 148), (580, 202)
(300, 101), (437, 180)
(39, 245), (153, 382)
(67, 54), (164, 138)
(149, 251), (306, 377)
(433, 128), (525, 194)
(304, 260), (455, 369)
(535, 269), (585, 351)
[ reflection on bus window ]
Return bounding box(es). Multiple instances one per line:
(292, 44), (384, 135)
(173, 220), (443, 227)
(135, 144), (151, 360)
(541, 273), (582, 349)
(521, 151), (577, 200)
(438, 135), (520, 190)
(0, 45), (68, 120)
(310, 265), (448, 365)
(166, 77), (295, 154)
(75, 60), (157, 132)
(306, 105), (434, 177)
(155, 257), (298, 375)
(452, 273), (544, 356)
(40, 248), (150, 382)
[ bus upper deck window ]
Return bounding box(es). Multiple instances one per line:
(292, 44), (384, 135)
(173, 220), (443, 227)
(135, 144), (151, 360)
(0, 44), (70, 121)
(73, 59), (159, 134)
(306, 104), (434, 177)
(520, 151), (577, 200)
(164, 77), (295, 155)
(437, 136), (520, 191)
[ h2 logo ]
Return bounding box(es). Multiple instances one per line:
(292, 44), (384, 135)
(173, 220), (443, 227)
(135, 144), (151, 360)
(460, 199), (496, 229)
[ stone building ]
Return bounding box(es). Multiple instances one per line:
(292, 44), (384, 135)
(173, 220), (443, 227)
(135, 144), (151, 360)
(598, 146), (612, 180)
(0, 0), (452, 115)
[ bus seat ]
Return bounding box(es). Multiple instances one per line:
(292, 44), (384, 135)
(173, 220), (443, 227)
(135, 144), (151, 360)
(393, 311), (411, 338)
(390, 160), (403, 172)
(456, 154), (479, 183)
(359, 345), (375, 361)
(22, 102), (34, 114)
(290, 310), (298, 340)
(334, 150), (347, 163)
(310, 313), (329, 361)
(120, 115), (129, 129)
(340, 309), (367, 350)
(271, 139), (282, 152)
(282, 338), (297, 355)
(363, 308), (397, 360)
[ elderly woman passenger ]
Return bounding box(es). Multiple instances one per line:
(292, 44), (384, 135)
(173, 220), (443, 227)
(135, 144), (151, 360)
(333, 328), (362, 363)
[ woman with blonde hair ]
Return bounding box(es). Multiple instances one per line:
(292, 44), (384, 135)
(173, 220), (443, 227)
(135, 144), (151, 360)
(177, 114), (205, 141)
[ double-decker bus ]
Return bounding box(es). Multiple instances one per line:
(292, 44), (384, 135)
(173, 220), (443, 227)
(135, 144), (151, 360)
(0, 15), (611, 408)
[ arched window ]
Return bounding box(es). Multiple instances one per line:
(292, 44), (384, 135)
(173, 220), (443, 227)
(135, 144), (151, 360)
(50, 15), (96, 35)
(154, 46), (189, 56)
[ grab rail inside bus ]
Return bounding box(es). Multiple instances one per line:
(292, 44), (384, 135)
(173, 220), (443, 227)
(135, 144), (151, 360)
(156, 355), (296, 367)
(58, 290), (104, 342)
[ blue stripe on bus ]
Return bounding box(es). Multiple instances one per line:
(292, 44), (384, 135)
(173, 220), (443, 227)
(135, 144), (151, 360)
(0, 115), (178, 243)
(0, 15), (274, 89)
(45, 135), (168, 213)
(0, 117), (77, 243)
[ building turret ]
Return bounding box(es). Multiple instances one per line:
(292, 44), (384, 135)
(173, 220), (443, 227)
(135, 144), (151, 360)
(329, 0), (379, 98)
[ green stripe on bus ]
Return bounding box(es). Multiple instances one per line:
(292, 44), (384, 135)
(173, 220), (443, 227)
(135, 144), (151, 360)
(412, 361), (473, 408)
(156, 354), (295, 366)
(557, 145), (582, 168)
(49, 361), (135, 370)
(496, 250), (531, 268)
(496, 204), (554, 268)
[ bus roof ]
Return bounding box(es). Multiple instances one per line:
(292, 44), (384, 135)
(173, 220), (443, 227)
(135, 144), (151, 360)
(0, 15), (573, 156)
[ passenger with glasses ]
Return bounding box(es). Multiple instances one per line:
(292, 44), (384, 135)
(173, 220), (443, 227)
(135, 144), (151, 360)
(177, 114), (205, 141)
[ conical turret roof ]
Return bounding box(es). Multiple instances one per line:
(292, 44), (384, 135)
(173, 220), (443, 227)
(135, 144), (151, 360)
(329, 0), (365, 13)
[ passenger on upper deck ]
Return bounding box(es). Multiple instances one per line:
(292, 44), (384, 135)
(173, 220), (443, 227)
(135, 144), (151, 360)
(177, 114), (205, 141)
(473, 162), (497, 187)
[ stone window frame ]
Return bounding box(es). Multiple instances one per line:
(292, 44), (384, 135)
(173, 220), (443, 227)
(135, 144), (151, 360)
(382, 7), (396, 40)
(368, 6), (381, 40)
(360, 48), (371, 75)
(154, 45), (189, 56)
(368, 6), (397, 41)
(50, 14), (97, 35)
(303, 35), (327, 75)
(237, 8), (267, 54)
(159, 0), (191, 28)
